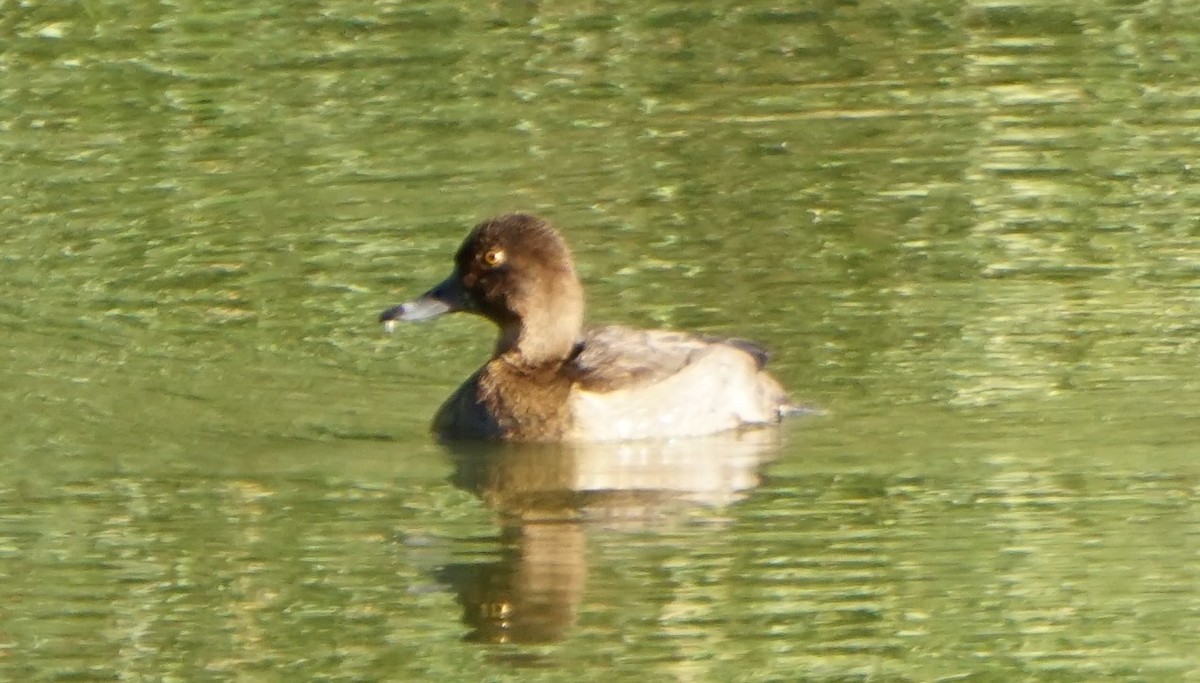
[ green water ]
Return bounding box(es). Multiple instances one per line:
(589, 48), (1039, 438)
(2, 1), (1198, 680)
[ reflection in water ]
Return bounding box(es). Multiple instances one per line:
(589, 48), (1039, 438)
(439, 430), (781, 643)
(438, 523), (586, 645)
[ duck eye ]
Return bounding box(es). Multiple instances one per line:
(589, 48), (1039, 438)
(482, 249), (506, 267)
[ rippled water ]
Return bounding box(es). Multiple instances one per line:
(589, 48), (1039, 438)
(2, 2), (1199, 681)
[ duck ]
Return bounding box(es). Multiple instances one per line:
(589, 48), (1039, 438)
(379, 213), (796, 442)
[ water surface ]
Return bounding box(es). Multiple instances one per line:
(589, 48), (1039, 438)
(2, 1), (1198, 680)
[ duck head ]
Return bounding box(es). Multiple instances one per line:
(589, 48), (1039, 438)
(380, 214), (585, 366)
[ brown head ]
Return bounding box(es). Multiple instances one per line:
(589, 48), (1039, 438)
(380, 214), (586, 366)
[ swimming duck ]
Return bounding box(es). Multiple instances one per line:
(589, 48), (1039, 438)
(379, 213), (794, 442)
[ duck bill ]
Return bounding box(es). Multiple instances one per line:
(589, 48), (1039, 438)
(379, 274), (470, 331)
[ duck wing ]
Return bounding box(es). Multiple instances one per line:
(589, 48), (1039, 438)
(567, 326), (770, 392)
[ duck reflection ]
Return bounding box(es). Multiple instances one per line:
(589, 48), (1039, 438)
(436, 430), (781, 644)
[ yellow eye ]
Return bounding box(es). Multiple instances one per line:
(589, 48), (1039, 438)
(482, 249), (506, 267)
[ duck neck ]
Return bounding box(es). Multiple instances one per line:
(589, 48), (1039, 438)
(495, 302), (583, 369)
